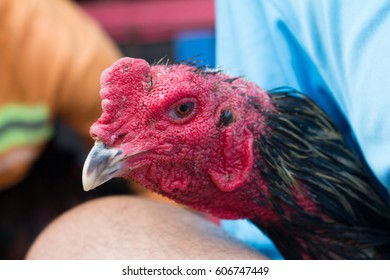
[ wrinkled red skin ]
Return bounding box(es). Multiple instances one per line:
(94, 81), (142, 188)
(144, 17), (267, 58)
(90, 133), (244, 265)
(91, 57), (277, 220)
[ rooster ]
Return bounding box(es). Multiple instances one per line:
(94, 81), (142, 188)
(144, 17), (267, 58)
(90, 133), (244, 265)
(82, 57), (390, 259)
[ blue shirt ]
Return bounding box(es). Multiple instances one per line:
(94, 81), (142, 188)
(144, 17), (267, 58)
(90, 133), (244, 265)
(216, 0), (390, 258)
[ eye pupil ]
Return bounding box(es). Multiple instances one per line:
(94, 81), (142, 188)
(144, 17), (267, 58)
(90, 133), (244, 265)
(178, 104), (189, 113)
(175, 102), (194, 117)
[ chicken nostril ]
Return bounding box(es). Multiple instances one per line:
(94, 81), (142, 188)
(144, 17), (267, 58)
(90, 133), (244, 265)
(115, 133), (127, 144)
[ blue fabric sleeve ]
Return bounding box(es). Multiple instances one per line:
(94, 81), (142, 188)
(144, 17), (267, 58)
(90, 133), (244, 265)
(216, 0), (390, 258)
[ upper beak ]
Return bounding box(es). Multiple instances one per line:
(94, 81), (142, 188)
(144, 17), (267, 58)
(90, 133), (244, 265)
(82, 141), (124, 191)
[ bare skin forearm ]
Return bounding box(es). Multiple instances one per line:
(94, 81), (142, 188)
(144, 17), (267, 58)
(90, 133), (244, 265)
(26, 196), (266, 260)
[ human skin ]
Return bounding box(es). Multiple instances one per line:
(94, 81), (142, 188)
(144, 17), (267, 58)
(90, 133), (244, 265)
(26, 196), (266, 259)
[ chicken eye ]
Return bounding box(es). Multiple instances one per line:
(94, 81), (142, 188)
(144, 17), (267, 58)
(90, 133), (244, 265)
(168, 99), (197, 123)
(174, 102), (195, 118)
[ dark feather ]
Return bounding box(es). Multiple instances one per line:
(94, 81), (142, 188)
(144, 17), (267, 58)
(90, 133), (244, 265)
(250, 89), (390, 259)
(217, 109), (234, 127)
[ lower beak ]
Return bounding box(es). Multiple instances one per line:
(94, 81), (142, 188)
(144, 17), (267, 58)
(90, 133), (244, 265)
(82, 141), (124, 191)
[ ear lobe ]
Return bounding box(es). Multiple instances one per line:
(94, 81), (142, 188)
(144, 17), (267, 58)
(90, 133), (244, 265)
(208, 127), (254, 192)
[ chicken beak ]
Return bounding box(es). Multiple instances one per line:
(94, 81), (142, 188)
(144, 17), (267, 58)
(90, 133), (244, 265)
(82, 141), (124, 191)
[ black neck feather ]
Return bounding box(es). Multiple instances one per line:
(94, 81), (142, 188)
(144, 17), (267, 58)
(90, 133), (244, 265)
(250, 89), (390, 259)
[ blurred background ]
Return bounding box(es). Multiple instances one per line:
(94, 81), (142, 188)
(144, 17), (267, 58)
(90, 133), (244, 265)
(77, 0), (215, 66)
(0, 0), (215, 259)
